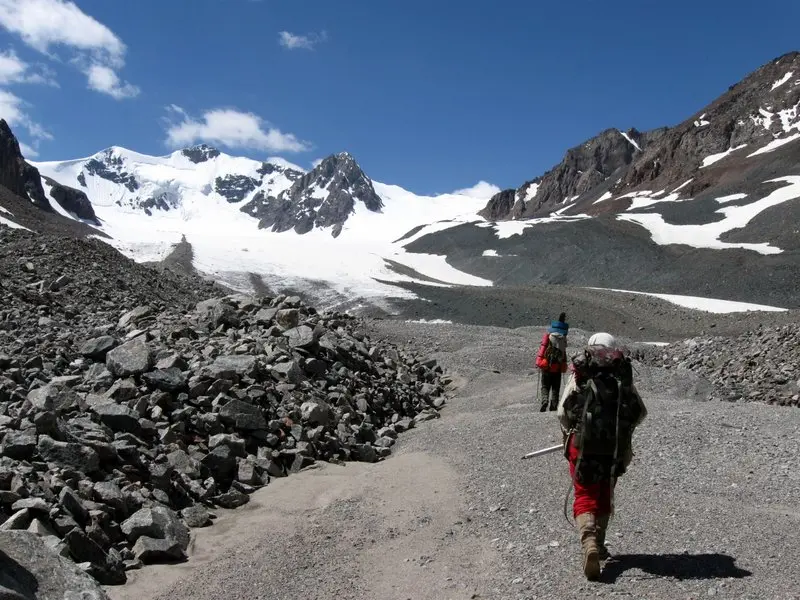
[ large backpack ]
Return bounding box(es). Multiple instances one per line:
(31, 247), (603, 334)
(562, 347), (642, 480)
(543, 334), (566, 367)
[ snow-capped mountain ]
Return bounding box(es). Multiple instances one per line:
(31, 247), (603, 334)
(1, 51), (799, 313)
(0, 133), (495, 310)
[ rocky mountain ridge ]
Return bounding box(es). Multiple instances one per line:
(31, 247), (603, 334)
(241, 152), (384, 237)
(482, 51), (800, 220)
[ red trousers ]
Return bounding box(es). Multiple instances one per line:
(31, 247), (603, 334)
(567, 440), (616, 518)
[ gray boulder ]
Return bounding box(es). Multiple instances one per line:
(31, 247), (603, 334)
(0, 431), (36, 460)
(93, 402), (140, 433)
(105, 336), (152, 377)
(120, 506), (189, 550)
(133, 536), (186, 563)
(0, 530), (111, 599)
(218, 399), (267, 430)
(37, 436), (100, 473)
(80, 335), (117, 360)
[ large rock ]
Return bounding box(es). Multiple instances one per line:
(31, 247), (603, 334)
(37, 436), (100, 473)
(105, 335), (152, 378)
(26, 381), (79, 414)
(0, 431), (37, 460)
(0, 530), (112, 599)
(80, 335), (117, 360)
(120, 506), (189, 550)
(283, 325), (316, 349)
(301, 400), (333, 426)
(143, 367), (187, 392)
(208, 355), (258, 380)
(218, 399), (267, 430)
(132, 536), (186, 564)
(93, 402), (141, 433)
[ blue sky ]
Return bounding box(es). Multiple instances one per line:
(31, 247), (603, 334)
(1, 0), (799, 196)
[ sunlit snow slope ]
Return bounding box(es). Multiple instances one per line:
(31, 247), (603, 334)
(32, 146), (498, 309)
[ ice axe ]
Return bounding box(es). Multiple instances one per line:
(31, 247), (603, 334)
(521, 443), (563, 460)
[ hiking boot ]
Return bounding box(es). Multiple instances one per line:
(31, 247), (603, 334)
(596, 514), (610, 560)
(576, 512), (601, 581)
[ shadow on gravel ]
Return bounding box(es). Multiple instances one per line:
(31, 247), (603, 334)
(601, 553), (753, 583)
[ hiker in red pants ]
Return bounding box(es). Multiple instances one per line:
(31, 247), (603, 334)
(556, 332), (647, 580)
(535, 312), (569, 411)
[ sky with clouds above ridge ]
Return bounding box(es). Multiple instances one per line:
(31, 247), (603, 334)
(1, 0), (800, 196)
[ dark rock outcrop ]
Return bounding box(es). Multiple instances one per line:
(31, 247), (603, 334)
(42, 176), (99, 224)
(0, 119), (52, 211)
(83, 149), (139, 193)
(215, 174), (259, 203)
(182, 144), (221, 164)
(242, 152), (384, 237)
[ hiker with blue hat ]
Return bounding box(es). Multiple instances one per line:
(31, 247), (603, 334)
(535, 312), (569, 411)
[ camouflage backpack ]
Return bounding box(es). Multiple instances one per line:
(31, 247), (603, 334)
(562, 346), (642, 481)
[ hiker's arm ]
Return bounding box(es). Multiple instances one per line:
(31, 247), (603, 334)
(556, 374), (577, 432)
(631, 382), (647, 426)
(535, 335), (548, 368)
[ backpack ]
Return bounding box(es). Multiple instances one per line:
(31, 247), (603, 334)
(562, 347), (642, 481)
(543, 334), (566, 367)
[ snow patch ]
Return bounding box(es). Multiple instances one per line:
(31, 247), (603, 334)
(405, 319), (454, 324)
(700, 144), (747, 168)
(715, 193), (748, 204)
(617, 176), (800, 255)
(482, 249), (499, 257)
(518, 182), (539, 204)
(587, 287), (787, 313)
(0, 205), (12, 215)
(593, 191), (613, 204)
(0, 215), (30, 231)
(618, 130), (641, 151)
(771, 71), (794, 91)
(693, 114), (710, 127)
(748, 132), (800, 157)
(477, 214), (591, 239)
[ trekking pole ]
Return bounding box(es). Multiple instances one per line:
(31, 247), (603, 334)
(521, 444), (563, 460)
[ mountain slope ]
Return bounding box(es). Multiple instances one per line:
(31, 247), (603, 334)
(483, 51), (800, 220)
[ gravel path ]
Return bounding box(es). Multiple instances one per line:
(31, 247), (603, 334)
(108, 320), (800, 600)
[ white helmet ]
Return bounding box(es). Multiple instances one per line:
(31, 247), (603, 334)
(588, 332), (616, 348)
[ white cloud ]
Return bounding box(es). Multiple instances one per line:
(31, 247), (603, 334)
(311, 158), (323, 168)
(452, 180), (502, 199)
(164, 107), (311, 153)
(0, 0), (137, 99)
(278, 30), (327, 50)
(0, 88), (51, 150)
(0, 49), (57, 86)
(87, 64), (139, 99)
(18, 141), (37, 157)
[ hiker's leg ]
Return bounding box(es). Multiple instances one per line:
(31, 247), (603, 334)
(568, 443), (601, 580)
(595, 474), (616, 560)
(539, 371), (552, 411)
(549, 371), (562, 410)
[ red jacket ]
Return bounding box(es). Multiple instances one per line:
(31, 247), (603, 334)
(535, 332), (568, 373)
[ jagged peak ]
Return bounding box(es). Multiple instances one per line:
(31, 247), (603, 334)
(181, 143), (221, 163)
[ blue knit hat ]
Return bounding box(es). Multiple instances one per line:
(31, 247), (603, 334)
(549, 320), (569, 335)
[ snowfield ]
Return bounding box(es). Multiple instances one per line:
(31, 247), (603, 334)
(33, 148), (493, 309)
(587, 287), (788, 313)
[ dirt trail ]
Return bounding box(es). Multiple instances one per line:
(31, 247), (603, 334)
(108, 321), (800, 600)
(110, 449), (501, 600)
